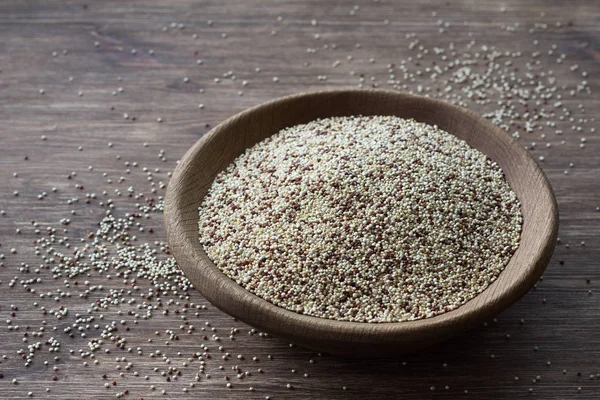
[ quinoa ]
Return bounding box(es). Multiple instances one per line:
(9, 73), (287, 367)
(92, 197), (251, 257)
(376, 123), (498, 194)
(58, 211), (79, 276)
(199, 116), (523, 323)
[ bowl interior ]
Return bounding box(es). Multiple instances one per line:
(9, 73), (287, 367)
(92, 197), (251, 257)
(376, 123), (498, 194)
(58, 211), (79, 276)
(165, 89), (558, 356)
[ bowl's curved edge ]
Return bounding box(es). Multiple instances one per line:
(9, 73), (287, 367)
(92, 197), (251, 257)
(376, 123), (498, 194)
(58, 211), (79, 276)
(164, 88), (559, 357)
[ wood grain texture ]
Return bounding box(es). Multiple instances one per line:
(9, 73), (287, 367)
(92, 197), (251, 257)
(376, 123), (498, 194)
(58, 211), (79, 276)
(165, 89), (559, 357)
(0, 0), (598, 398)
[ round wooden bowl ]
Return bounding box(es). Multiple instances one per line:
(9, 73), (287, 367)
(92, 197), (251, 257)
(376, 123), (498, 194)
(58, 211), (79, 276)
(165, 89), (558, 357)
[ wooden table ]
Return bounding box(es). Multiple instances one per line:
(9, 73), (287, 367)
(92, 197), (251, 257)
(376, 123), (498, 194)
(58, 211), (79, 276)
(0, 0), (598, 398)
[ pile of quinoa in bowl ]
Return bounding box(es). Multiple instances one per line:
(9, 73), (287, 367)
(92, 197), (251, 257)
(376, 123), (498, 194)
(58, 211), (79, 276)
(198, 115), (522, 323)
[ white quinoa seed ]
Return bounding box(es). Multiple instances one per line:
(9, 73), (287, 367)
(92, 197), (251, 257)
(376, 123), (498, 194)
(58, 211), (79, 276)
(199, 116), (523, 322)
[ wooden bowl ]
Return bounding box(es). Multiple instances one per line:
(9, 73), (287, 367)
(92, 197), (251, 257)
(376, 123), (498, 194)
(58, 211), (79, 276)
(165, 89), (558, 357)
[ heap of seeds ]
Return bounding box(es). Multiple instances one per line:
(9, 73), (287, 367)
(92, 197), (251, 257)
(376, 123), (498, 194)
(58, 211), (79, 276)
(199, 115), (523, 322)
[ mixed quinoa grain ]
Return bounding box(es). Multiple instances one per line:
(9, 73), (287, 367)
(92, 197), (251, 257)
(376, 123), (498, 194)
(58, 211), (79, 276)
(199, 116), (523, 322)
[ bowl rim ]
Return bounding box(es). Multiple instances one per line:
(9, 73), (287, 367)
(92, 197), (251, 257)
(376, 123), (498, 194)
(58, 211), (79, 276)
(165, 88), (558, 348)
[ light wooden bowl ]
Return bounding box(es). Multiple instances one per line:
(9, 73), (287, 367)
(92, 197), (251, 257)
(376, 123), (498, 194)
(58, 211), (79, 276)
(165, 89), (558, 357)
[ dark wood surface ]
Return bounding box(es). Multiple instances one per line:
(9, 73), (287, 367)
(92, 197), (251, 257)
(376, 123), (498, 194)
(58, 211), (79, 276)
(0, 0), (598, 398)
(165, 89), (559, 357)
